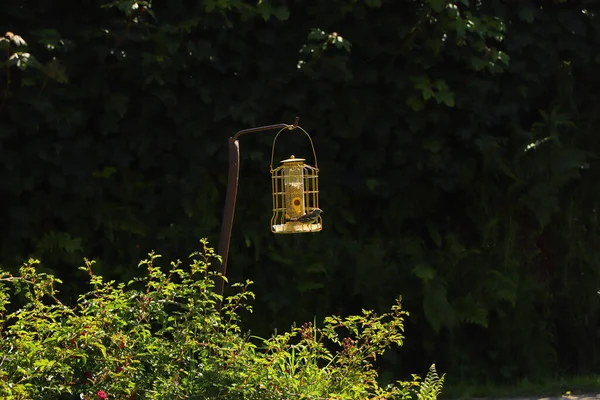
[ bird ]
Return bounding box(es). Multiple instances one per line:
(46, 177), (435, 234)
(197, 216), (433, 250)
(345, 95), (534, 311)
(287, 208), (323, 223)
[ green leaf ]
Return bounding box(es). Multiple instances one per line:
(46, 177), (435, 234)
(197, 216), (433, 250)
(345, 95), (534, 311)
(33, 358), (56, 369)
(92, 166), (118, 179)
(435, 90), (455, 107)
(429, 0), (446, 13)
(90, 342), (107, 358)
(486, 270), (517, 306)
(366, 178), (381, 191)
(297, 281), (324, 292)
(412, 263), (436, 283)
(427, 224), (442, 247)
(422, 87), (435, 101)
(105, 93), (130, 117)
(9, 52), (34, 70)
(455, 297), (488, 327)
(518, 4), (535, 23)
(306, 263), (326, 273)
(272, 6), (290, 21)
(365, 0), (382, 7)
(423, 280), (457, 333)
(406, 95), (425, 111)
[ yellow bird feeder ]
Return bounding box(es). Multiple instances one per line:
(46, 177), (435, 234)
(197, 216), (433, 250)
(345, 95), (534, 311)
(270, 127), (321, 234)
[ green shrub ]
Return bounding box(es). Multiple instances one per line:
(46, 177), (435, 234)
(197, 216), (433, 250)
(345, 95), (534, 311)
(0, 239), (441, 400)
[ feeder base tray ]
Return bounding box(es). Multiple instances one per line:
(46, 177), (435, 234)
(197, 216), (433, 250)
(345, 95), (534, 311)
(272, 222), (322, 234)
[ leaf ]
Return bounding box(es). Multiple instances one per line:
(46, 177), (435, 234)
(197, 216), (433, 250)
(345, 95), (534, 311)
(454, 296), (488, 327)
(9, 52), (34, 70)
(93, 167), (118, 179)
(0, 37), (9, 50)
(518, 4), (535, 23)
(412, 263), (436, 283)
(297, 281), (324, 293)
(105, 93), (130, 117)
(33, 358), (56, 370)
(435, 90), (455, 107)
(7, 32), (27, 47)
(423, 138), (444, 153)
(365, 0), (382, 7)
(406, 95), (425, 111)
(524, 183), (559, 227)
(498, 51), (510, 66)
(306, 263), (326, 273)
(165, 39), (180, 55)
(43, 59), (68, 83)
(428, 0), (446, 13)
(90, 342), (108, 358)
(423, 279), (457, 333)
(486, 270), (517, 306)
(422, 87), (435, 100)
(272, 6), (290, 21)
(307, 29), (327, 41)
(412, 75), (431, 87)
(366, 178), (381, 191)
(427, 224), (442, 247)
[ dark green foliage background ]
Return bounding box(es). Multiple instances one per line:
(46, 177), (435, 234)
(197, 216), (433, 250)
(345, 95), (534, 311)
(2, 0), (600, 384)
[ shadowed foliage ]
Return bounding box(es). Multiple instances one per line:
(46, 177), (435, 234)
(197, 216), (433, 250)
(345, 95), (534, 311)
(2, 0), (600, 384)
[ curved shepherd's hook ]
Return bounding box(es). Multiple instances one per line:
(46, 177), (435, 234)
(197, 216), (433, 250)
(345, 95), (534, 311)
(216, 117), (300, 312)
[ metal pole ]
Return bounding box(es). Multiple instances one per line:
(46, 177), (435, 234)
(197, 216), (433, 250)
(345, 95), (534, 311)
(215, 117), (300, 312)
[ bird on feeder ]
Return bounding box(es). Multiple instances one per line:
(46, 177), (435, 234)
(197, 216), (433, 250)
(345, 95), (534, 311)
(286, 208), (323, 224)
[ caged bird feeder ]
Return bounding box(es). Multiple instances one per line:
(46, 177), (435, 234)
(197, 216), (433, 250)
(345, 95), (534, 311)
(270, 127), (322, 234)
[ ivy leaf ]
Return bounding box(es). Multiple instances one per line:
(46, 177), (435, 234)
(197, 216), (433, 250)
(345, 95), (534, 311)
(422, 87), (435, 100)
(435, 90), (455, 107)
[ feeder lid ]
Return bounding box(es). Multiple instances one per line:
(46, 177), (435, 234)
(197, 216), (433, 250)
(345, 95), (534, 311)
(280, 155), (305, 164)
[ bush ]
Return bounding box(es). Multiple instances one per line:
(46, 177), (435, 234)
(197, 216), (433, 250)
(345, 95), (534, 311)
(0, 239), (442, 400)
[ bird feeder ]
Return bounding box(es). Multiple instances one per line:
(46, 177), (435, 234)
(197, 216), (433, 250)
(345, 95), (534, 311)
(270, 127), (321, 234)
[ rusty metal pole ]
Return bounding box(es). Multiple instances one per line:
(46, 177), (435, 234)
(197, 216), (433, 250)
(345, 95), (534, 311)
(215, 117), (300, 312)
